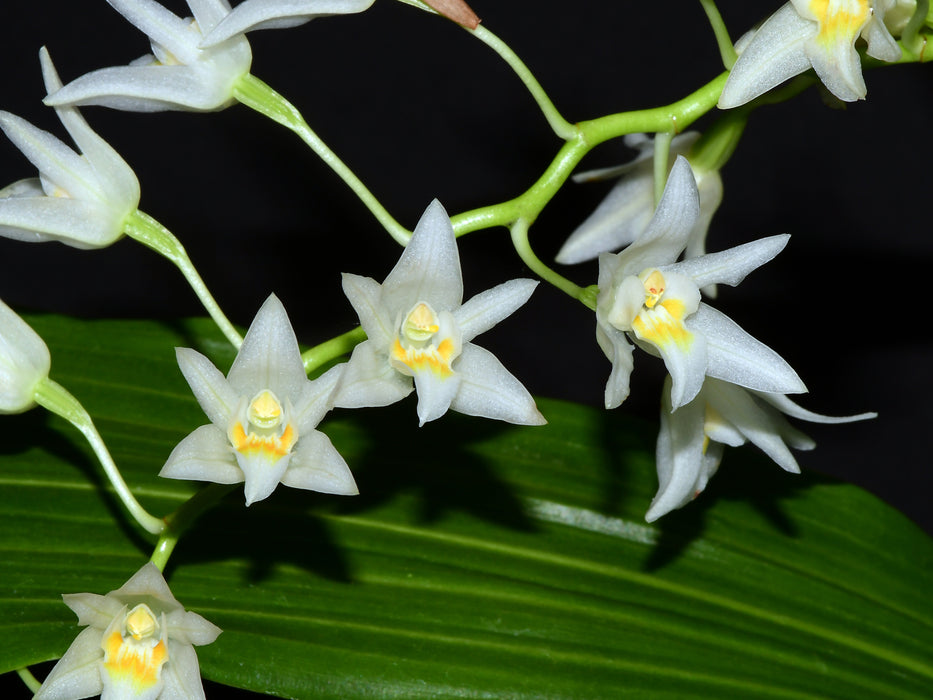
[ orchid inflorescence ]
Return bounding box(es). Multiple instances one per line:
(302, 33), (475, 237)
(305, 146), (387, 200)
(0, 0), (926, 696)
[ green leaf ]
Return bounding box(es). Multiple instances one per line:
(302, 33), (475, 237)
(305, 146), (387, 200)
(1, 314), (931, 698)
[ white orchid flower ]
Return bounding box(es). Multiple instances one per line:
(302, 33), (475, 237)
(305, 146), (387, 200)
(719, 0), (902, 108)
(596, 156), (805, 411)
(647, 376), (877, 521)
(0, 299), (51, 414)
(335, 200), (545, 427)
(0, 48), (140, 249)
(557, 133), (722, 266)
(199, 0), (376, 47)
(160, 294), (357, 506)
(34, 562), (221, 700)
(43, 0), (253, 112)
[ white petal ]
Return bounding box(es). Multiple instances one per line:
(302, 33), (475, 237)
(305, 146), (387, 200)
(158, 641), (207, 700)
(454, 278), (538, 342)
(666, 234), (790, 289)
(412, 363), (461, 425)
(557, 172), (655, 264)
(187, 0), (235, 34)
(227, 294), (308, 401)
(718, 3), (815, 109)
(237, 451), (291, 505)
(692, 304), (807, 394)
(61, 592), (123, 629)
(341, 272), (393, 346)
(160, 424), (243, 484)
(863, 12), (902, 62)
(107, 0), (202, 64)
(686, 169), (723, 264)
(612, 157), (699, 277)
(39, 47), (141, 211)
(643, 328), (707, 411)
(595, 317), (634, 410)
(111, 562), (180, 606)
(646, 384), (708, 522)
(0, 111), (99, 201)
(804, 32), (866, 102)
(381, 200), (463, 312)
(292, 364), (342, 435)
(163, 608), (222, 646)
(281, 430), (358, 495)
(0, 196), (119, 249)
(754, 391), (877, 424)
(706, 380), (802, 473)
(176, 347), (238, 426)
(45, 64), (235, 112)
(33, 627), (104, 700)
(333, 341), (413, 408)
(0, 298), (50, 413)
(449, 343), (545, 425)
(201, 0), (375, 46)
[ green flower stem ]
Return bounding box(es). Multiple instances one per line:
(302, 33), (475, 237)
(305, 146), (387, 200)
(33, 378), (165, 536)
(15, 667), (41, 693)
(302, 326), (367, 375)
(150, 483), (235, 572)
(510, 219), (586, 301)
(123, 210), (243, 349)
(698, 0), (737, 69)
(233, 73), (411, 246)
(652, 130), (674, 205)
(469, 25), (577, 140)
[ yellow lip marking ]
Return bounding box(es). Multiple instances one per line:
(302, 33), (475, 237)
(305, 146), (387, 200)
(391, 336), (456, 377)
(229, 390), (296, 462)
(102, 605), (168, 691)
(807, 0), (870, 45)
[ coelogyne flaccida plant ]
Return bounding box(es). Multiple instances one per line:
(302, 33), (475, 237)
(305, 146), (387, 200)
(1, 1), (930, 698)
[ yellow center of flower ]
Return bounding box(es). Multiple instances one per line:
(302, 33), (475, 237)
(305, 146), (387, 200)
(229, 390), (296, 462)
(391, 302), (458, 378)
(102, 604), (168, 692)
(631, 269), (692, 349)
(808, 0), (870, 45)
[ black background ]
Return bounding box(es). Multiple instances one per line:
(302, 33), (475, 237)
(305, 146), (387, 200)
(0, 0), (930, 580)
(1, 1), (931, 697)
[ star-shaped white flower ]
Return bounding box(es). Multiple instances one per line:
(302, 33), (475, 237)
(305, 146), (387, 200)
(557, 132), (722, 267)
(647, 376), (876, 521)
(43, 0), (253, 112)
(718, 0), (902, 108)
(335, 200), (545, 427)
(160, 294), (357, 505)
(199, 0), (376, 47)
(34, 562), (221, 700)
(596, 156), (805, 411)
(0, 298), (51, 414)
(0, 48), (140, 249)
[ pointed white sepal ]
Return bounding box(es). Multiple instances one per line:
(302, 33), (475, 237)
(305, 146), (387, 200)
(200, 0), (376, 47)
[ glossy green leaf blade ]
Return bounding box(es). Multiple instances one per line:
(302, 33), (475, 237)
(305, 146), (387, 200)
(0, 314), (931, 698)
